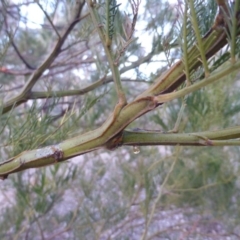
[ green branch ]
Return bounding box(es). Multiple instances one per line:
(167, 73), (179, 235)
(1, 3), (240, 179)
(137, 30), (221, 98)
(230, 0), (240, 62)
(188, 0), (209, 76)
(86, 0), (127, 105)
(155, 59), (240, 103)
(182, 3), (191, 85)
(122, 126), (240, 146)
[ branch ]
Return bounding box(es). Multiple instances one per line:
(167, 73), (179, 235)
(0, 0), (239, 179)
(137, 29), (227, 99)
(9, 39), (36, 70)
(28, 77), (148, 99)
(86, 0), (127, 105)
(154, 59), (240, 104)
(2, 2), (36, 70)
(36, 1), (61, 39)
(1, 57), (240, 178)
(188, 0), (209, 76)
(121, 126), (240, 146)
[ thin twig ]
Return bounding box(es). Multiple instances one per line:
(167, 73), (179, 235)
(2, 2), (35, 69)
(140, 148), (179, 240)
(9, 39), (36, 70)
(36, 1), (61, 39)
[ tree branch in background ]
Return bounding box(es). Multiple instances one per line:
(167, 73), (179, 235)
(36, 1), (61, 39)
(9, 39), (36, 70)
(1, 0), (85, 114)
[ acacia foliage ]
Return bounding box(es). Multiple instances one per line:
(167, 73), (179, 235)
(0, 0), (240, 239)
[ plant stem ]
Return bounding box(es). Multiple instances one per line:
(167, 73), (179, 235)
(188, 0), (209, 76)
(86, 0), (127, 105)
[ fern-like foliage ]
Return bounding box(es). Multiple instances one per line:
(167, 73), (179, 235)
(105, 0), (121, 47)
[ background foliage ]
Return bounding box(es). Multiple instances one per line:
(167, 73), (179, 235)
(0, 0), (240, 239)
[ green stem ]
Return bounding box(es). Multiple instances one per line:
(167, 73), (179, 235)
(230, 0), (240, 62)
(182, 3), (191, 85)
(86, 0), (127, 105)
(168, 97), (187, 133)
(141, 149), (178, 240)
(188, 0), (209, 76)
(123, 126), (240, 146)
(137, 30), (219, 98)
(155, 60), (240, 103)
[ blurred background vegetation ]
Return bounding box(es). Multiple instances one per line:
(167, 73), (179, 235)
(0, 0), (240, 239)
